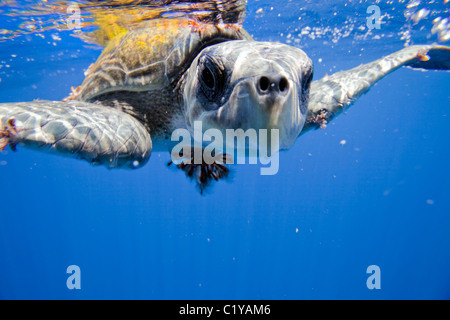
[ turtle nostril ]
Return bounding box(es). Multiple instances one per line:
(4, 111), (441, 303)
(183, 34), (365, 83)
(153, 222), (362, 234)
(258, 76), (289, 94)
(259, 76), (270, 92)
(279, 77), (289, 92)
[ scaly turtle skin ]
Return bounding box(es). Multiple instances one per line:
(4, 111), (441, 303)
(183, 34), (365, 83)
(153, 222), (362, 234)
(0, 0), (449, 191)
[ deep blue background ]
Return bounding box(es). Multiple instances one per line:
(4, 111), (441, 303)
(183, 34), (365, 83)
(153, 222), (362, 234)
(0, 1), (449, 299)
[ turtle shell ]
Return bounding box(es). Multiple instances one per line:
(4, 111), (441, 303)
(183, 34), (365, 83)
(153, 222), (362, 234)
(76, 18), (252, 102)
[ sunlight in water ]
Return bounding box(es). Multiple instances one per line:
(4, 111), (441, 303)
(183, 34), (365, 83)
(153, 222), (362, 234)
(1, 0), (448, 48)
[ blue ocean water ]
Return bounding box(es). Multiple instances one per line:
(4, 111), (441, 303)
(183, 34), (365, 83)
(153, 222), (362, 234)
(0, 0), (449, 299)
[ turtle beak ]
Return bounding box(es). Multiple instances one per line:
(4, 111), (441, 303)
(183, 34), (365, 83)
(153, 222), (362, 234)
(254, 72), (292, 128)
(219, 71), (303, 150)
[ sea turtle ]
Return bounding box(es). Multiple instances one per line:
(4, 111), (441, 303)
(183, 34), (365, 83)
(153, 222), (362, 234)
(0, 0), (449, 192)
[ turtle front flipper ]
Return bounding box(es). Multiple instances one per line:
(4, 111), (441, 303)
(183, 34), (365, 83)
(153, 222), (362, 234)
(0, 101), (152, 169)
(302, 44), (450, 133)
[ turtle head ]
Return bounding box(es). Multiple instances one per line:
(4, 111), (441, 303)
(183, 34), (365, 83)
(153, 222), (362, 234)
(183, 40), (313, 150)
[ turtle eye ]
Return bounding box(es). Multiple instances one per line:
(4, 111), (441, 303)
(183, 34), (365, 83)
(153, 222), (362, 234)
(199, 56), (224, 101)
(202, 66), (215, 89)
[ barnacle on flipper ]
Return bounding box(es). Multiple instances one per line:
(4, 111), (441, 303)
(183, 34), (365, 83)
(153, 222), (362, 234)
(417, 49), (431, 62)
(0, 118), (20, 152)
